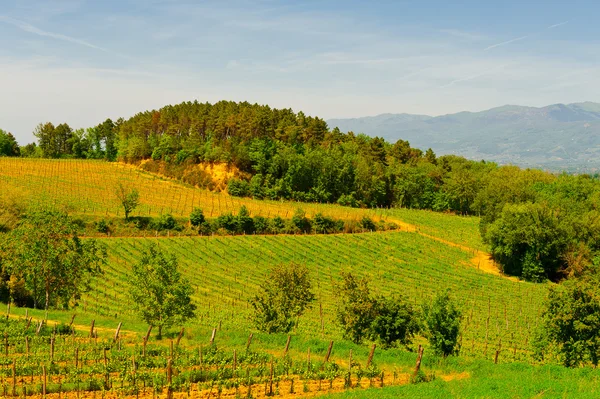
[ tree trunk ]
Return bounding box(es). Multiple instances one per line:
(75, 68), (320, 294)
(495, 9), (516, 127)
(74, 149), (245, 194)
(158, 325), (163, 340)
(45, 285), (50, 320)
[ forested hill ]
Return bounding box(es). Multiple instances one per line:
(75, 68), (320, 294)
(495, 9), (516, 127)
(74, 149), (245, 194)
(328, 102), (600, 171)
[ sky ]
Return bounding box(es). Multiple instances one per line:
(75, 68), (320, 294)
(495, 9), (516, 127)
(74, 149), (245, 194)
(1, 0), (599, 144)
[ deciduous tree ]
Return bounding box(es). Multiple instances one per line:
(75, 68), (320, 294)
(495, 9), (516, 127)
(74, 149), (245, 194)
(130, 246), (196, 339)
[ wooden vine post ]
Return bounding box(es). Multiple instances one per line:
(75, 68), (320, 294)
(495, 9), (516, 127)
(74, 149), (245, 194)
(413, 345), (424, 379)
(166, 358), (173, 399)
(366, 344), (376, 368)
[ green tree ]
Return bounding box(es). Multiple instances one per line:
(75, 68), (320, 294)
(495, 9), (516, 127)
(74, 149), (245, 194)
(0, 129), (20, 156)
(485, 202), (568, 281)
(251, 263), (315, 333)
(115, 183), (140, 220)
(130, 246), (196, 339)
(2, 209), (106, 312)
(423, 291), (461, 357)
(336, 272), (379, 344)
(537, 277), (600, 367)
(369, 296), (421, 349)
(189, 207), (205, 227)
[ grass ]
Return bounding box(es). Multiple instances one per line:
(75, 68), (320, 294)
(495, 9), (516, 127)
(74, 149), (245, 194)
(321, 360), (600, 398)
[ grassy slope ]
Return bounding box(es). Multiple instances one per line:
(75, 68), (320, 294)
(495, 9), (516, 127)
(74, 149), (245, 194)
(1, 158), (559, 397)
(322, 360), (600, 399)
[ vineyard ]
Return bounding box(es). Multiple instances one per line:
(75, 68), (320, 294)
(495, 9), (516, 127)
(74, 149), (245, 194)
(0, 158), (554, 398)
(0, 158), (387, 222)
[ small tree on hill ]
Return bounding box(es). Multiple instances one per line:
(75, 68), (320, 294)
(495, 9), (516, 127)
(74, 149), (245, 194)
(369, 297), (421, 349)
(189, 207), (205, 228)
(537, 277), (600, 367)
(336, 272), (379, 344)
(423, 290), (461, 357)
(336, 272), (420, 347)
(251, 263), (315, 333)
(131, 246), (196, 339)
(115, 183), (140, 220)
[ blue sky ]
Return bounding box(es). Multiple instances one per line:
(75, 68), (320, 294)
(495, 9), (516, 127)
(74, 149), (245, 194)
(1, 0), (598, 143)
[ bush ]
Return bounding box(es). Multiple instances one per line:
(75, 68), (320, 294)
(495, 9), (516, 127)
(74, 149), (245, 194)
(236, 206), (255, 234)
(253, 216), (270, 234)
(95, 219), (109, 234)
(313, 213), (340, 234)
(337, 272), (420, 347)
(537, 277), (600, 367)
(152, 214), (179, 231)
(215, 213), (237, 233)
(423, 290), (461, 357)
(227, 178), (250, 197)
(270, 216), (286, 234)
(189, 207), (205, 227)
(337, 193), (359, 208)
(251, 263), (315, 333)
(134, 216), (153, 230)
(369, 297), (421, 349)
(291, 208), (312, 233)
(336, 272), (379, 344)
(360, 216), (377, 231)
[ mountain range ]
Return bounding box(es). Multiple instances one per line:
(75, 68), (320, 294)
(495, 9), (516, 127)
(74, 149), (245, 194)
(327, 102), (600, 171)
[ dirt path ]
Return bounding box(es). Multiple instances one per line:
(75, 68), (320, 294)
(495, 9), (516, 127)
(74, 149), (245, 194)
(387, 218), (516, 281)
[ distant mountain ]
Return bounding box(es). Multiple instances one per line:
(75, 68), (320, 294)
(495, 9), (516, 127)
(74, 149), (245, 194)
(328, 102), (600, 171)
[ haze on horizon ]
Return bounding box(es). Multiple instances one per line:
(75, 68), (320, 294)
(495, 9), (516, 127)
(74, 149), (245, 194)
(1, 0), (599, 144)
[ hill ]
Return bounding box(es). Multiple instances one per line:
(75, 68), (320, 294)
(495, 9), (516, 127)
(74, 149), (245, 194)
(328, 102), (600, 171)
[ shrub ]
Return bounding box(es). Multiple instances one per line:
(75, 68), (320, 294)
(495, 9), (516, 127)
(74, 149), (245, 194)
(291, 208), (312, 233)
(337, 194), (359, 208)
(253, 216), (270, 234)
(537, 277), (600, 367)
(95, 219), (109, 234)
(336, 272), (379, 344)
(423, 290), (461, 357)
(215, 213), (237, 233)
(270, 216), (286, 234)
(369, 297), (421, 349)
(227, 178), (250, 197)
(360, 216), (377, 231)
(152, 214), (178, 231)
(313, 213), (339, 234)
(189, 207), (205, 227)
(236, 206), (255, 234)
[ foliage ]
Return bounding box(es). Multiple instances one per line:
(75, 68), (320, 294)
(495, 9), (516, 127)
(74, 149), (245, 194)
(0, 129), (20, 156)
(115, 183), (140, 220)
(336, 273), (420, 348)
(1, 208), (106, 310)
(130, 245), (196, 338)
(95, 219), (110, 234)
(0, 189), (27, 232)
(538, 277), (600, 367)
(152, 213), (179, 231)
(336, 272), (379, 344)
(189, 207), (205, 227)
(485, 202), (569, 282)
(369, 297), (421, 349)
(251, 263), (315, 333)
(423, 291), (461, 357)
